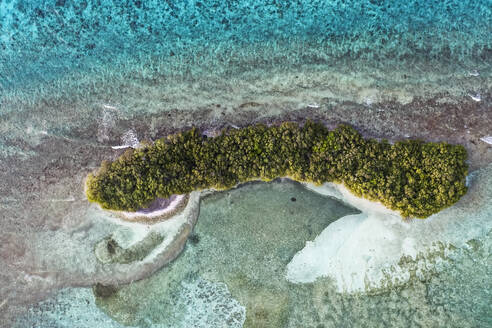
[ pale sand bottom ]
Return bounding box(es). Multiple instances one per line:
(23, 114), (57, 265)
(14, 178), (492, 327)
(287, 163), (492, 293)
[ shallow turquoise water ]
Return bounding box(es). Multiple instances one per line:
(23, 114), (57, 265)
(15, 181), (492, 327)
(1, 0), (491, 326)
(93, 181), (359, 327)
(1, 0), (490, 106)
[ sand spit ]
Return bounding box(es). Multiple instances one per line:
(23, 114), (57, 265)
(95, 192), (199, 265)
(112, 194), (189, 224)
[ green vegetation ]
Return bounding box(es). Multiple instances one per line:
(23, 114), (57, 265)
(86, 122), (468, 218)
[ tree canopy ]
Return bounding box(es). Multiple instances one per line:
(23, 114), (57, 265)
(86, 122), (468, 218)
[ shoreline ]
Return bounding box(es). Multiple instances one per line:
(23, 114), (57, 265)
(112, 194), (190, 224)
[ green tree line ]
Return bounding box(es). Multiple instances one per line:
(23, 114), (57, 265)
(86, 122), (468, 218)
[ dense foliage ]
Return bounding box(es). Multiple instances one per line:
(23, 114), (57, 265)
(86, 122), (468, 218)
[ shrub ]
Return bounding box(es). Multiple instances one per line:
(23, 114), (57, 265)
(86, 122), (468, 218)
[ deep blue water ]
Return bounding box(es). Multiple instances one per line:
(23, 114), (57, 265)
(1, 0), (491, 94)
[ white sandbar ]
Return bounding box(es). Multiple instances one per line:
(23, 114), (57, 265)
(119, 195), (186, 219)
(286, 164), (492, 293)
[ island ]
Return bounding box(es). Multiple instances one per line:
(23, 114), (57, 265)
(86, 122), (468, 218)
